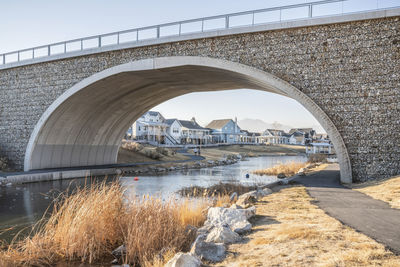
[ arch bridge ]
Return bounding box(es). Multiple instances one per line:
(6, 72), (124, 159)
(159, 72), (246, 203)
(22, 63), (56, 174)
(0, 3), (399, 183)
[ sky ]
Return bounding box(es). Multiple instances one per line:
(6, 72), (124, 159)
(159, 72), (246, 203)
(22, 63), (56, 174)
(1, 0), (398, 132)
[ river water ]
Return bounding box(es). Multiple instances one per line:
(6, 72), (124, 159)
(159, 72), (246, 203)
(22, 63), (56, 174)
(0, 155), (305, 242)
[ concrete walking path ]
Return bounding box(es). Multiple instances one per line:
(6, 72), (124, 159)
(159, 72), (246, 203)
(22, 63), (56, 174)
(294, 164), (400, 254)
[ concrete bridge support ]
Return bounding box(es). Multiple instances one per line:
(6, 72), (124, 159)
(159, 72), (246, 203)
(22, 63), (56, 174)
(0, 11), (399, 183)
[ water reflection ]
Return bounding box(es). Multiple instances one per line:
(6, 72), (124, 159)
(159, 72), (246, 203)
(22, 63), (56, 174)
(0, 155), (305, 242)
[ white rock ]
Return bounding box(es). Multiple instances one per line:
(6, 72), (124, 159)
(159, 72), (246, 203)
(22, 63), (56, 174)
(190, 235), (226, 262)
(229, 203), (243, 209)
(232, 220), (252, 234)
(257, 188), (272, 198)
(236, 191), (258, 207)
(164, 252), (201, 267)
(205, 225), (241, 244)
(205, 207), (252, 234)
(242, 206), (256, 220)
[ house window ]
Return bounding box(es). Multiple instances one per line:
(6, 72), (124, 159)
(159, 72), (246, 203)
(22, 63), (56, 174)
(138, 126), (141, 131)
(173, 128), (179, 133)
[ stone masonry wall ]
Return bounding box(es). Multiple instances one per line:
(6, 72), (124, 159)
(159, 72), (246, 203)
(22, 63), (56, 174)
(0, 16), (399, 181)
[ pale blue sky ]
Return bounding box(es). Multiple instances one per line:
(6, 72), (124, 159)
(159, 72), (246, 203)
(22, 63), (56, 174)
(1, 0), (398, 132)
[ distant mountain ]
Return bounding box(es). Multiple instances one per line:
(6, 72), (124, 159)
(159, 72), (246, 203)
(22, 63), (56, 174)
(237, 119), (292, 133)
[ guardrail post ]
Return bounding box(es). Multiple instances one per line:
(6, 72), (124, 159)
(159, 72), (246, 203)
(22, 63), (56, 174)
(252, 12), (255, 25)
(2, 54), (5, 64)
(98, 36), (101, 47)
(309, 4), (313, 18)
(156, 26), (160, 38)
(179, 23), (182, 36)
(48, 45), (51, 56)
(32, 49), (35, 59)
(136, 30), (139, 41)
(81, 39), (83, 50)
(117, 33), (120, 45)
(225, 15), (230, 28)
(17, 52), (20, 62)
(64, 42), (67, 53)
(201, 20), (204, 32)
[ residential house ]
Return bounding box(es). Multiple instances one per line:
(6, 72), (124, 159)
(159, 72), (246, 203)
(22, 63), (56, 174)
(180, 118), (211, 145)
(240, 130), (262, 144)
(261, 129), (290, 144)
(206, 118), (242, 144)
(130, 111), (169, 144)
(288, 128), (316, 145)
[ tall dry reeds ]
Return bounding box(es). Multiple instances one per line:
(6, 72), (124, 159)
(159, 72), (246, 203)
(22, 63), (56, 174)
(0, 182), (211, 267)
(253, 162), (306, 177)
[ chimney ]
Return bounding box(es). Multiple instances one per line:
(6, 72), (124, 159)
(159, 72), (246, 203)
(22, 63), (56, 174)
(234, 117), (237, 133)
(191, 117), (196, 125)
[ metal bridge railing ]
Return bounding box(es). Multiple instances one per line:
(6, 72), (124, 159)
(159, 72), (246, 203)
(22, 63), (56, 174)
(0, 0), (399, 66)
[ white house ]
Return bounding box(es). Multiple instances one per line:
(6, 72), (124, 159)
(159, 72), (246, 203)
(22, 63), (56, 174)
(261, 129), (290, 144)
(130, 111), (169, 144)
(165, 117), (211, 145)
(306, 142), (333, 154)
(206, 118), (242, 144)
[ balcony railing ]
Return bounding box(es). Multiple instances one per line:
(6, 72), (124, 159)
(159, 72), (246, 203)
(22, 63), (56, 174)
(1, 0), (399, 67)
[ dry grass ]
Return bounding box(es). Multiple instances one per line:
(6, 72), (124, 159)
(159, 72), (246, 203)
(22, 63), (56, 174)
(253, 161), (306, 177)
(0, 182), (211, 267)
(214, 185), (400, 267)
(178, 182), (258, 198)
(349, 175), (400, 209)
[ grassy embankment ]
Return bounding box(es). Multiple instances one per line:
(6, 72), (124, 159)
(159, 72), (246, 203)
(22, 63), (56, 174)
(197, 144), (305, 161)
(252, 154), (328, 177)
(214, 184), (400, 266)
(117, 141), (189, 163)
(348, 175), (400, 209)
(0, 182), (223, 267)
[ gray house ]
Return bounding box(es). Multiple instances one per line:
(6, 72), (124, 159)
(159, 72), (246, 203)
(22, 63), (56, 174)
(206, 118), (242, 144)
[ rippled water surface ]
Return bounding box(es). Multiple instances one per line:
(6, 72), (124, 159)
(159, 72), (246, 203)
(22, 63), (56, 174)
(0, 155), (305, 241)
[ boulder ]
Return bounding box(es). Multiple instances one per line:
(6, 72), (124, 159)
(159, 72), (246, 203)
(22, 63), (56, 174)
(257, 188), (273, 198)
(236, 191), (258, 207)
(197, 224), (214, 236)
(277, 173), (286, 179)
(205, 207), (253, 234)
(242, 206), (256, 220)
(164, 252), (201, 267)
(190, 235), (226, 262)
(205, 225), (241, 244)
(229, 203), (243, 209)
(231, 220), (252, 234)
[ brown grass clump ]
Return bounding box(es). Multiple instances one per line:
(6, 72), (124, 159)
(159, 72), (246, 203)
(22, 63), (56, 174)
(0, 182), (210, 267)
(253, 161), (306, 177)
(214, 185), (400, 267)
(349, 175), (400, 209)
(178, 182), (257, 198)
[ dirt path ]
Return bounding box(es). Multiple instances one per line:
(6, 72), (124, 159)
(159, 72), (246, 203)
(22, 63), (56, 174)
(294, 164), (400, 254)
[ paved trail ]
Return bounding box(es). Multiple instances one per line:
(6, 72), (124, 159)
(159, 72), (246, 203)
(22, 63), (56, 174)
(294, 164), (400, 254)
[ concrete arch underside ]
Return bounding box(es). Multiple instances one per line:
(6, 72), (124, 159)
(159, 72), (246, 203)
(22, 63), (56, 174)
(24, 56), (352, 183)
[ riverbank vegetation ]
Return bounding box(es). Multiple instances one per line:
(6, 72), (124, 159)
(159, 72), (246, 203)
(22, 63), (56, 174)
(253, 161), (307, 177)
(214, 185), (400, 266)
(348, 175), (400, 209)
(0, 182), (216, 266)
(178, 182), (258, 198)
(118, 141), (188, 163)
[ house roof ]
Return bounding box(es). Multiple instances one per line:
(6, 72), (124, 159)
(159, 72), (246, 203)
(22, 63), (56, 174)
(179, 120), (207, 130)
(205, 119), (232, 129)
(289, 128), (313, 134)
(147, 111), (161, 117)
(165, 119), (181, 126)
(266, 129), (287, 136)
(291, 131), (304, 137)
